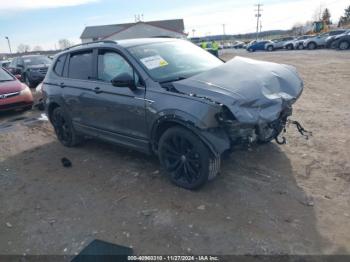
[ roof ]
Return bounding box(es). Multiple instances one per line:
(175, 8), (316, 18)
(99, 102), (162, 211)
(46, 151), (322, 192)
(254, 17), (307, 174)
(80, 19), (185, 39)
(65, 38), (180, 53)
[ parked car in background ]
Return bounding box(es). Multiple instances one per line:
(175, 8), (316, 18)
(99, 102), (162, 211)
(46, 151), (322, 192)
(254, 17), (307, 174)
(325, 29), (347, 48)
(233, 41), (245, 49)
(292, 35), (313, 50)
(303, 30), (346, 50)
(43, 38), (304, 189)
(1, 60), (11, 69)
(265, 37), (295, 51)
(8, 55), (52, 88)
(0, 67), (33, 112)
(332, 32), (350, 50)
(246, 40), (272, 52)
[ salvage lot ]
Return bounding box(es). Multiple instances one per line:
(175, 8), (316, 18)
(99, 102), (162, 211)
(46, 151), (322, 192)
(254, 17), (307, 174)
(0, 49), (349, 255)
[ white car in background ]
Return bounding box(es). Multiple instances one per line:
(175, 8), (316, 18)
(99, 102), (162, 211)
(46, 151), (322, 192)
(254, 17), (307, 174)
(265, 37), (295, 51)
(292, 35), (314, 50)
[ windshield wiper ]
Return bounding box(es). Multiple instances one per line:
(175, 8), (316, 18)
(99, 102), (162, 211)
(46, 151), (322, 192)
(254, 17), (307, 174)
(160, 76), (188, 84)
(0, 79), (13, 82)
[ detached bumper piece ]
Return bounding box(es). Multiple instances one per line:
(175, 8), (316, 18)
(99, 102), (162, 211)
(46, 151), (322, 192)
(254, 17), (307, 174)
(275, 120), (313, 145)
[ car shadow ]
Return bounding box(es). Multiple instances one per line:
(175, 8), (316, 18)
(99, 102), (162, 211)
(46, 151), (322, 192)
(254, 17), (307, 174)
(0, 137), (337, 255)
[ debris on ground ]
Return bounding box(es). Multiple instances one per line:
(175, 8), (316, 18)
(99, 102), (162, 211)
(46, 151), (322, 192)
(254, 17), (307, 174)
(197, 205), (206, 210)
(61, 157), (72, 168)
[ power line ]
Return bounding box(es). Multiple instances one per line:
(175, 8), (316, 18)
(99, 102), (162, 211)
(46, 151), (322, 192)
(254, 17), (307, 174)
(255, 3), (263, 40)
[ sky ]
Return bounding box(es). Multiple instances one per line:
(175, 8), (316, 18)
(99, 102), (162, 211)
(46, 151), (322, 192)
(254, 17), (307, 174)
(0, 0), (349, 52)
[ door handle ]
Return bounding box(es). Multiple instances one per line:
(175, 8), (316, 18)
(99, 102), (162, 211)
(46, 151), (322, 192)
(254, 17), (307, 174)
(94, 87), (102, 94)
(59, 82), (65, 88)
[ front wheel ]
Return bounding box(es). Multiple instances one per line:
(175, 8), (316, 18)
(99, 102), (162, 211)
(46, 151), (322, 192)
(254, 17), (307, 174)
(286, 44), (293, 50)
(51, 107), (82, 147)
(158, 127), (220, 190)
(267, 45), (274, 51)
(338, 41), (349, 50)
(308, 42), (317, 50)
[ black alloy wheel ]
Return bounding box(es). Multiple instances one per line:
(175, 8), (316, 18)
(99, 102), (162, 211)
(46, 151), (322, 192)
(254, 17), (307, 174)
(51, 107), (81, 147)
(159, 127), (218, 190)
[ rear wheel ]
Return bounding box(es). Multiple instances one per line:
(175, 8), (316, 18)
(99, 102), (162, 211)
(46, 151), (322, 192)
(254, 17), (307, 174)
(286, 44), (293, 50)
(297, 44), (304, 50)
(51, 107), (82, 147)
(338, 41), (349, 50)
(158, 127), (220, 190)
(267, 45), (274, 51)
(308, 42), (317, 50)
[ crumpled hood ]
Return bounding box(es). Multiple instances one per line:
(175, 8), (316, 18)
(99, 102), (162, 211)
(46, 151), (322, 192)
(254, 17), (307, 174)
(172, 56), (303, 124)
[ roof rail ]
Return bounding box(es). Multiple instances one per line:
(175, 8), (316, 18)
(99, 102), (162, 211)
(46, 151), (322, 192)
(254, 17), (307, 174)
(64, 40), (117, 51)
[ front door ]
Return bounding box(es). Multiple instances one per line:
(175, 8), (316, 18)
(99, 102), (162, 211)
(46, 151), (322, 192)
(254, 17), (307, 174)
(86, 49), (148, 147)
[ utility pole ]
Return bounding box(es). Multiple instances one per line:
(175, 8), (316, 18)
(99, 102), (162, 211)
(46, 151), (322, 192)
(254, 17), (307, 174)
(5, 36), (12, 54)
(255, 3), (263, 40)
(222, 24), (226, 43)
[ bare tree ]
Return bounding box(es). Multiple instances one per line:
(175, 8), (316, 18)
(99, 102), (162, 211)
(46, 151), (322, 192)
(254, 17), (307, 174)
(33, 45), (43, 51)
(291, 22), (304, 36)
(338, 5), (350, 27)
(17, 44), (31, 53)
(312, 5), (323, 21)
(58, 39), (73, 50)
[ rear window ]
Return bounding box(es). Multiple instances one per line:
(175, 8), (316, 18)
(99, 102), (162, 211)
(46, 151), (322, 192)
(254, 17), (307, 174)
(54, 54), (67, 76)
(53, 55), (67, 76)
(68, 51), (93, 80)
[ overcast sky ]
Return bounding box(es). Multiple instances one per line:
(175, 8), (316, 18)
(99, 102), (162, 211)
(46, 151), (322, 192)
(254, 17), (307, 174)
(0, 0), (349, 52)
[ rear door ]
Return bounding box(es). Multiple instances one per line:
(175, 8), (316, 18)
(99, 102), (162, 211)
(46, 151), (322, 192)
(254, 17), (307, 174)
(62, 48), (97, 126)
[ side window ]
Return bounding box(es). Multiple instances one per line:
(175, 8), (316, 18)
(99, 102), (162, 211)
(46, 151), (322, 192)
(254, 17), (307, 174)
(10, 58), (17, 67)
(54, 54), (67, 76)
(17, 58), (24, 67)
(97, 51), (137, 83)
(68, 51), (93, 80)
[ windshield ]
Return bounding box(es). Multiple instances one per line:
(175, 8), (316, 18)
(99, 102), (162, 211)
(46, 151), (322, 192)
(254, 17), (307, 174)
(128, 40), (223, 82)
(0, 67), (14, 82)
(23, 56), (51, 66)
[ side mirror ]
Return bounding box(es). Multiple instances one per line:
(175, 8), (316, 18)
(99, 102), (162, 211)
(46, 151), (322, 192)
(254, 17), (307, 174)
(111, 73), (137, 91)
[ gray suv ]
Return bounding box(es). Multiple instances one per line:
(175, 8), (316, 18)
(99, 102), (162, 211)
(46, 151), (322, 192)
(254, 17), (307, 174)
(303, 30), (346, 49)
(42, 38), (303, 189)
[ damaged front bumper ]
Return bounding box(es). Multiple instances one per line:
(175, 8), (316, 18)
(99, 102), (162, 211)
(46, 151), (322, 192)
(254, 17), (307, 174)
(217, 106), (293, 147)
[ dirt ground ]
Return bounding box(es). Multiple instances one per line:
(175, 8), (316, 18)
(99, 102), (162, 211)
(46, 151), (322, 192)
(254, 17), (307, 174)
(0, 49), (349, 256)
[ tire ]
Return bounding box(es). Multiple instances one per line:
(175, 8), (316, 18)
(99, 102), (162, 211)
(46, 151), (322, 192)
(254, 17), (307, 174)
(247, 48), (254, 52)
(158, 127), (220, 190)
(330, 41), (337, 49)
(297, 44), (304, 50)
(307, 42), (317, 50)
(51, 107), (82, 147)
(23, 105), (32, 111)
(286, 44), (293, 50)
(267, 45), (274, 51)
(338, 41), (349, 50)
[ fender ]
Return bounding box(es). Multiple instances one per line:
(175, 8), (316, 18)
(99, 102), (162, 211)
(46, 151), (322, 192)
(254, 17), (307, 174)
(150, 110), (230, 157)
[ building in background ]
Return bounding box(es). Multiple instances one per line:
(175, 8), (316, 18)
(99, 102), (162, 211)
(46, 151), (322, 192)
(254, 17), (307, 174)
(80, 19), (186, 43)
